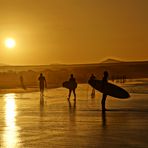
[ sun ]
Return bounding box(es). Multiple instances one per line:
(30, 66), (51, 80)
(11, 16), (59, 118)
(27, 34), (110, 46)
(5, 38), (16, 48)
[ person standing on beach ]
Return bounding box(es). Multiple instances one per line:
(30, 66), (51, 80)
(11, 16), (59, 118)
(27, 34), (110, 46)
(89, 74), (96, 98)
(68, 74), (77, 101)
(20, 75), (26, 90)
(38, 73), (47, 95)
(101, 71), (109, 111)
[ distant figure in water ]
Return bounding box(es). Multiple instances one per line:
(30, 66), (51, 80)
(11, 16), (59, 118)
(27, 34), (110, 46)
(20, 75), (26, 90)
(89, 74), (96, 98)
(101, 71), (109, 111)
(68, 74), (77, 101)
(38, 73), (47, 95)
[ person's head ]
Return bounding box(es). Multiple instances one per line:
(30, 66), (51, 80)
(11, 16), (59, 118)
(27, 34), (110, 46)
(40, 73), (43, 77)
(70, 74), (73, 78)
(103, 71), (109, 78)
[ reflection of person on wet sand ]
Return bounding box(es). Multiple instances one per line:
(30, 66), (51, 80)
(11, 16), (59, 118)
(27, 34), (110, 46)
(68, 100), (76, 126)
(40, 99), (44, 117)
(101, 71), (109, 112)
(38, 73), (47, 95)
(40, 94), (44, 105)
(102, 111), (106, 128)
(89, 74), (96, 98)
(68, 74), (77, 101)
(68, 100), (76, 109)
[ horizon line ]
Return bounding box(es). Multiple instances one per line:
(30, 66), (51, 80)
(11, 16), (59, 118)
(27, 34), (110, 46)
(0, 59), (148, 67)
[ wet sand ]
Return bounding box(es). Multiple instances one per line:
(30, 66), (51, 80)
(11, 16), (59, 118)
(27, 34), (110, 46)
(0, 83), (148, 148)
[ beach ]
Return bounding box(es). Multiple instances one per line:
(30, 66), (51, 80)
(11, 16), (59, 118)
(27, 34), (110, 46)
(0, 80), (148, 148)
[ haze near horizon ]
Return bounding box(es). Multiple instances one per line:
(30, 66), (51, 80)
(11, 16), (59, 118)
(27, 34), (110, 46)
(0, 0), (148, 65)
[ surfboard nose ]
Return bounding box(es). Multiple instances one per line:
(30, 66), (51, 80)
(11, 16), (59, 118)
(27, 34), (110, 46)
(121, 91), (130, 98)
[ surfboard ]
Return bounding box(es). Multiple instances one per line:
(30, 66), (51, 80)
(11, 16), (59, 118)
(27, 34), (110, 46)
(88, 79), (130, 99)
(63, 81), (77, 89)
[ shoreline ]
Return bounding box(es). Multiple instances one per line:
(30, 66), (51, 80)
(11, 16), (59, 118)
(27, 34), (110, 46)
(0, 85), (62, 94)
(0, 78), (148, 94)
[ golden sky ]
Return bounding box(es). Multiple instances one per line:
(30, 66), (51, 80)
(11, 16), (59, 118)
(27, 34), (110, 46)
(0, 0), (148, 65)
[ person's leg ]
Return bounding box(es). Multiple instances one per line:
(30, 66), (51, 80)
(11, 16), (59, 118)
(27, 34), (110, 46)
(41, 86), (44, 94)
(40, 84), (44, 94)
(101, 94), (107, 111)
(40, 89), (44, 96)
(73, 89), (76, 101)
(68, 89), (72, 100)
(91, 88), (95, 98)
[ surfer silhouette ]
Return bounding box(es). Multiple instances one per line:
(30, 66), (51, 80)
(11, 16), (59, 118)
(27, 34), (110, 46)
(68, 74), (77, 101)
(20, 75), (26, 90)
(101, 71), (109, 111)
(38, 73), (47, 95)
(90, 74), (96, 98)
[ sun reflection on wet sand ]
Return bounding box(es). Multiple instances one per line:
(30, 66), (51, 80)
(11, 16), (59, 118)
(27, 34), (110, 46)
(2, 93), (20, 148)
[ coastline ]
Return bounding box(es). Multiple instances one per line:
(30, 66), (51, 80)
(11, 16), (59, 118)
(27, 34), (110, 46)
(0, 85), (62, 94)
(1, 78), (148, 94)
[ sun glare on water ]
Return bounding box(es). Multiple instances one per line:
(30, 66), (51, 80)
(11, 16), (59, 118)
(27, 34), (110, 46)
(2, 93), (19, 147)
(5, 38), (16, 48)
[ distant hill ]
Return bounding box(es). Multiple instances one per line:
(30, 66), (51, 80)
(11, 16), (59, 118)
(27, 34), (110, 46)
(101, 58), (123, 63)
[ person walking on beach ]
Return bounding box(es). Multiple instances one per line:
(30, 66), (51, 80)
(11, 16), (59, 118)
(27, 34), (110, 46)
(20, 75), (26, 90)
(68, 74), (77, 101)
(89, 74), (96, 98)
(101, 71), (109, 111)
(38, 73), (47, 95)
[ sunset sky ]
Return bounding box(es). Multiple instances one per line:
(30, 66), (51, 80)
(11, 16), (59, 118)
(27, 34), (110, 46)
(0, 0), (148, 65)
